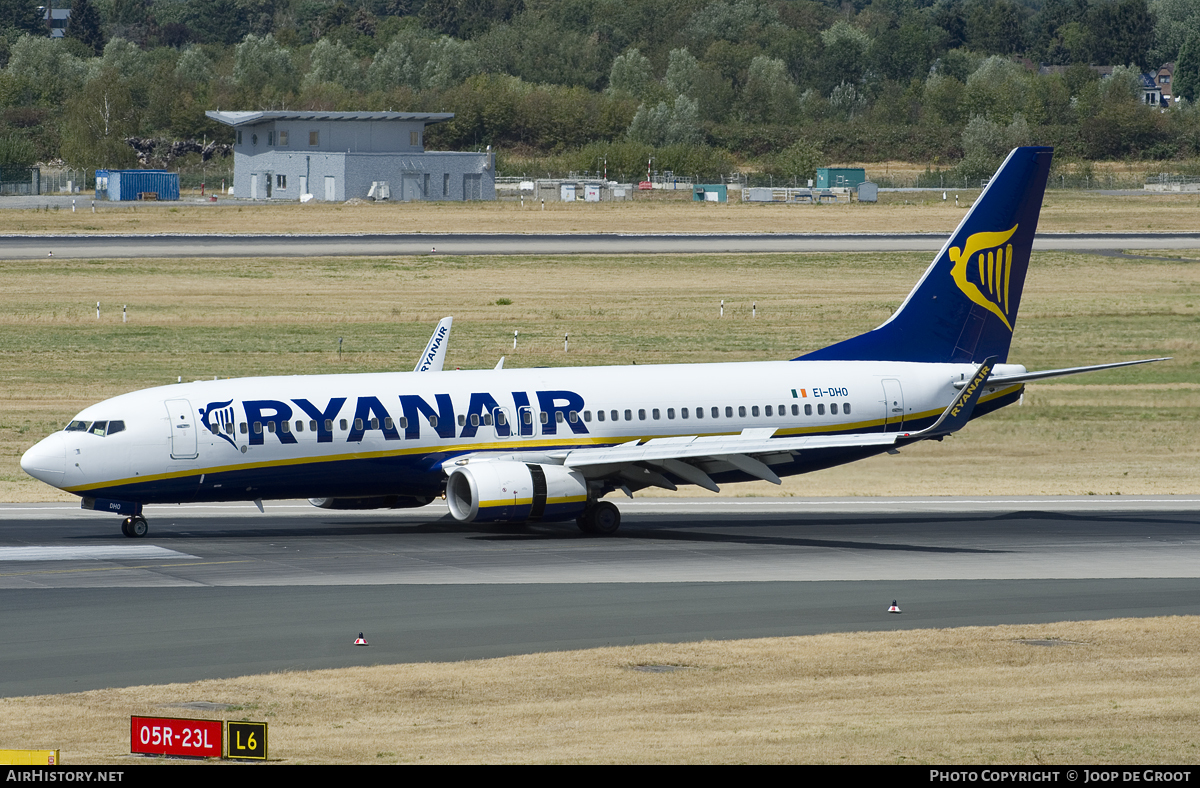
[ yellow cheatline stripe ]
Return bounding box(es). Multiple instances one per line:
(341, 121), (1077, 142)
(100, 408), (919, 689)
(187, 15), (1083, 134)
(65, 385), (1024, 493)
(480, 497), (534, 508)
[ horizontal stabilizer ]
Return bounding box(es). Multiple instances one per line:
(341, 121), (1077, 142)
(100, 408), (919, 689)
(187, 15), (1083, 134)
(953, 357), (1170, 389)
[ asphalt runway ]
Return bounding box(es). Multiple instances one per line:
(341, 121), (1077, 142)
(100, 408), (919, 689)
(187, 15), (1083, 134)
(3, 232), (1200, 259)
(2, 496), (1198, 697)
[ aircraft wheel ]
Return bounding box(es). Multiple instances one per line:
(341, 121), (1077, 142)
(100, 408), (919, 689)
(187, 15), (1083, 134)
(590, 501), (621, 535)
(576, 509), (596, 534)
(129, 516), (148, 538)
(120, 517), (132, 538)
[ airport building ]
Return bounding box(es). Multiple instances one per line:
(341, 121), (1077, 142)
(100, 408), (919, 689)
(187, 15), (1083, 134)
(205, 110), (495, 202)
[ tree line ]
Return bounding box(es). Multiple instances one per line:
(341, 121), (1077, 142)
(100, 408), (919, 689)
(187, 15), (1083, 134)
(1, 0), (1198, 182)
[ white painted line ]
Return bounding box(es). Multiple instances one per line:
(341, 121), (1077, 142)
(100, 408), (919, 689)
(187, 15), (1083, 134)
(0, 546), (198, 561)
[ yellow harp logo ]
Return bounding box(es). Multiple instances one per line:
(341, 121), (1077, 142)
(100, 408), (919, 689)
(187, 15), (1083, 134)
(948, 224), (1019, 332)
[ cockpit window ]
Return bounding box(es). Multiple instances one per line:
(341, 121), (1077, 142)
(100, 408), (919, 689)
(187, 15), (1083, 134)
(66, 420), (126, 436)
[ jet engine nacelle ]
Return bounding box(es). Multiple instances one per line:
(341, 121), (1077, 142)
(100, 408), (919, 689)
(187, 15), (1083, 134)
(308, 495), (435, 510)
(445, 461), (587, 523)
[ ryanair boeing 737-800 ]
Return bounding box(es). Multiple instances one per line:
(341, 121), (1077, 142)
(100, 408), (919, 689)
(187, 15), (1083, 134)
(20, 147), (1165, 537)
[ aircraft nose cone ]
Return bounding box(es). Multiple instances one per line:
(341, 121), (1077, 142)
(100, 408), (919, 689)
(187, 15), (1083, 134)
(21, 432), (67, 488)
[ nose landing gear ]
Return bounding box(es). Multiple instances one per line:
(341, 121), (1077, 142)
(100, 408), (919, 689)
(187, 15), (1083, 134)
(120, 515), (149, 538)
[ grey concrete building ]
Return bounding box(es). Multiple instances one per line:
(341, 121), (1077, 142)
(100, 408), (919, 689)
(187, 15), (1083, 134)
(206, 111), (495, 202)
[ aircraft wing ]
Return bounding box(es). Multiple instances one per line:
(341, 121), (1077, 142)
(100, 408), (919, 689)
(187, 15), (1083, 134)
(445, 357), (997, 493)
(414, 317), (453, 372)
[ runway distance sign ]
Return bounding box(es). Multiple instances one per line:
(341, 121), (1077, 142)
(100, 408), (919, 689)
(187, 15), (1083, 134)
(130, 716), (222, 758)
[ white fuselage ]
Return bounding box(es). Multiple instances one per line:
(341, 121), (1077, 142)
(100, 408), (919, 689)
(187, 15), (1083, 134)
(22, 359), (1026, 504)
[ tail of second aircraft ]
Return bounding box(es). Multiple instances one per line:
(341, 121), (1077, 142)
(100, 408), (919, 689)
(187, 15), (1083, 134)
(799, 146), (1053, 364)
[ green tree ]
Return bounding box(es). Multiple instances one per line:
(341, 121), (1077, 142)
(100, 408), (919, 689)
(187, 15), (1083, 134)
(234, 33), (298, 99)
(0, 0), (43, 37)
(739, 55), (797, 123)
(1149, 0), (1200, 65)
(664, 48), (700, 98)
(1172, 32), (1199, 103)
(5, 34), (89, 105)
(607, 47), (652, 99)
(303, 38), (362, 91)
(60, 68), (139, 169)
(65, 0), (104, 56)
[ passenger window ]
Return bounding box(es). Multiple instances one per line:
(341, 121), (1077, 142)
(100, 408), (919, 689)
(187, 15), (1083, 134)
(458, 415), (466, 427)
(470, 414), (479, 427)
(280, 421), (290, 433)
(325, 419), (333, 432)
(370, 417), (379, 430)
(399, 417), (408, 428)
(624, 410), (632, 421)
(765, 405), (772, 416)
(725, 406), (733, 418)
(638, 409), (646, 420)
(385, 417), (394, 430)
(597, 410), (605, 422)
(107, 421), (125, 436)
(804, 404), (812, 416)
(354, 419), (363, 431)
(224, 423), (234, 434)
(555, 412), (564, 424)
(681, 408), (688, 419)
(751, 406), (759, 417)
(791, 404), (799, 416)
(778, 404), (785, 416)
(428, 415), (438, 428)
(267, 421), (276, 433)
(241, 422), (248, 434)
(817, 404), (825, 415)
(540, 412), (549, 424)
(523, 412), (533, 425)
(712, 407), (719, 418)
(652, 409), (660, 420)
(844, 403), (851, 414)
(569, 411), (578, 423)
(494, 413), (504, 426)
(831, 403), (838, 415)
(340, 419), (347, 430)
(254, 422), (262, 434)
(738, 406), (747, 417)
(584, 411), (592, 422)
(483, 413), (492, 426)
(612, 410), (619, 421)
(694, 407), (702, 419)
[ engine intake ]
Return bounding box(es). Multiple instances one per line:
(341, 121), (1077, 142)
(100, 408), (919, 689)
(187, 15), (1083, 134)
(446, 461), (587, 523)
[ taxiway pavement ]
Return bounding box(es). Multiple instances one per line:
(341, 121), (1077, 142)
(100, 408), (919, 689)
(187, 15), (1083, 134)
(2, 497), (1198, 697)
(3, 232), (1200, 259)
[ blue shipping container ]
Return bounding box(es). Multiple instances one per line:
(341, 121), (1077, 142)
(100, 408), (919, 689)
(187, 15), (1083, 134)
(105, 170), (180, 201)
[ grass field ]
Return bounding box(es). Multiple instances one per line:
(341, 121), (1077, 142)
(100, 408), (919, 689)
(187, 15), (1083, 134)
(1, 189), (1198, 236)
(1, 249), (1197, 502)
(3, 617), (1199, 764)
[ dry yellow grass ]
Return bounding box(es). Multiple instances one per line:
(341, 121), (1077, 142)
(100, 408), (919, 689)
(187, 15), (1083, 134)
(1, 189), (1197, 236)
(2, 617), (1199, 764)
(2, 249), (1196, 502)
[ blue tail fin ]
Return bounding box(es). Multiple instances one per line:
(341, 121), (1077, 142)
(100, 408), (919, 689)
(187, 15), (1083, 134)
(798, 147), (1053, 364)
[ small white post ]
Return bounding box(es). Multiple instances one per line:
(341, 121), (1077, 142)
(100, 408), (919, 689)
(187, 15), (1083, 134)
(122, 305), (126, 323)
(91, 200), (95, 213)
(72, 199), (76, 212)
(513, 330), (518, 350)
(720, 299), (724, 318)
(753, 302), (757, 318)
(96, 302), (100, 319)
(564, 332), (569, 353)
(541, 198), (544, 211)
(338, 337), (343, 359)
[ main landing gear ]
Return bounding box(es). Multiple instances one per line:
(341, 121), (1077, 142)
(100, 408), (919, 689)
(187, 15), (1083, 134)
(121, 515), (148, 538)
(576, 500), (621, 536)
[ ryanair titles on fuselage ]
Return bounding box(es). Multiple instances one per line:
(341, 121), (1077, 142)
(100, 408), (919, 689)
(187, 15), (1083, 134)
(200, 389), (589, 446)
